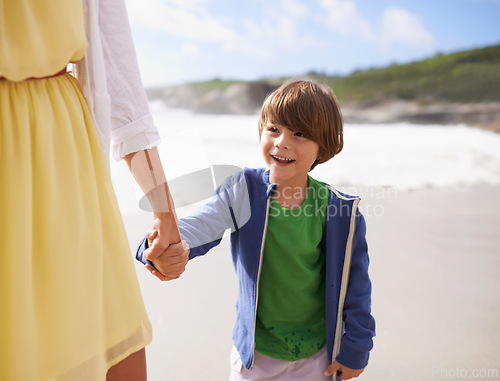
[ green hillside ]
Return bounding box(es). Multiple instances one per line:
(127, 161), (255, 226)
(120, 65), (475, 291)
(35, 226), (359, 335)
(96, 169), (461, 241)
(190, 44), (500, 104)
(318, 44), (500, 103)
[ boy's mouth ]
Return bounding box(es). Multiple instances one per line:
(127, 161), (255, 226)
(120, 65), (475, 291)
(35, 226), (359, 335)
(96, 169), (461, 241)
(272, 155), (295, 164)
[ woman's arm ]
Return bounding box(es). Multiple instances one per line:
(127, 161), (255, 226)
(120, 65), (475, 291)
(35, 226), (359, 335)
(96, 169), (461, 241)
(124, 147), (188, 280)
(93, 0), (186, 280)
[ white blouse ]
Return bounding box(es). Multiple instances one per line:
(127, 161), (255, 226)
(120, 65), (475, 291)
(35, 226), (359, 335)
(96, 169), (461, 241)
(77, 0), (161, 165)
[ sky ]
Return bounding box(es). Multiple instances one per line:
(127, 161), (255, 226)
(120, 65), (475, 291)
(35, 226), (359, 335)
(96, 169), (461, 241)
(124, 0), (500, 87)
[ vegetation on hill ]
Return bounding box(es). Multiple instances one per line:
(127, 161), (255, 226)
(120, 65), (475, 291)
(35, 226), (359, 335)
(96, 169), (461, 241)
(186, 44), (500, 104)
(320, 44), (500, 103)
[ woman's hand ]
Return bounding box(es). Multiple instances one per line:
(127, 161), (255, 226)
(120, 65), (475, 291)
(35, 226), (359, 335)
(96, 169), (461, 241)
(143, 218), (189, 281)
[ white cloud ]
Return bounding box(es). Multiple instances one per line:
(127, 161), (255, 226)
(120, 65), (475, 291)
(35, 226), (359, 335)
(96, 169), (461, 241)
(165, 0), (208, 11)
(181, 43), (200, 57)
(320, 0), (374, 41)
(319, 0), (436, 49)
(218, 1), (322, 59)
(380, 8), (436, 48)
(125, 0), (235, 43)
(278, 0), (309, 18)
(125, 0), (319, 60)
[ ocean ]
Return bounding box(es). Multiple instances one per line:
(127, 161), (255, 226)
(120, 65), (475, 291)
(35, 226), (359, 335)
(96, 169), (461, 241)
(110, 104), (500, 215)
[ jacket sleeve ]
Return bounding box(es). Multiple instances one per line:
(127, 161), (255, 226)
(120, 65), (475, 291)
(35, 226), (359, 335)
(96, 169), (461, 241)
(336, 211), (376, 369)
(135, 171), (250, 265)
(180, 170), (251, 258)
(98, 0), (160, 160)
(134, 188), (231, 268)
(135, 236), (157, 269)
(134, 190), (231, 268)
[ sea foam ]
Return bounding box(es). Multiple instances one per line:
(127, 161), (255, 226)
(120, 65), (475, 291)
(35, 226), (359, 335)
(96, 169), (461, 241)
(110, 106), (500, 214)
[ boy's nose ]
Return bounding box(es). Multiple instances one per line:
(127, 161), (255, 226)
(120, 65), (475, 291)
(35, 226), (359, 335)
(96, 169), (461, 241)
(274, 133), (290, 149)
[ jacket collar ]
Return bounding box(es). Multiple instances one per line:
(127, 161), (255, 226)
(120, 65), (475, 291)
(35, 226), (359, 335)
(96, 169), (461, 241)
(260, 168), (277, 198)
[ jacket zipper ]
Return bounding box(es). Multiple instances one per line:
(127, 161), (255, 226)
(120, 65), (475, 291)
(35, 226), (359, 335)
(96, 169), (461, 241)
(250, 195), (271, 369)
(331, 197), (360, 379)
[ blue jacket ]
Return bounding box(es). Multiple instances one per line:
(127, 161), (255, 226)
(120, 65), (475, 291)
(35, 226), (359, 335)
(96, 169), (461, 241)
(136, 167), (375, 371)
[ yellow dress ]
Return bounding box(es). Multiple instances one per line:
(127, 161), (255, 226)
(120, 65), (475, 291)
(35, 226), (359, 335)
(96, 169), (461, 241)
(0, 1), (152, 380)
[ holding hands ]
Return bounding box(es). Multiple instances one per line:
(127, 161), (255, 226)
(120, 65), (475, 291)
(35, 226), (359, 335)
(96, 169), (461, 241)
(143, 219), (189, 281)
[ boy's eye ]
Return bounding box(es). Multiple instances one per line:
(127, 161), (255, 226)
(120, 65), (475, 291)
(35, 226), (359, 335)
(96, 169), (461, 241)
(294, 131), (305, 137)
(268, 126), (279, 133)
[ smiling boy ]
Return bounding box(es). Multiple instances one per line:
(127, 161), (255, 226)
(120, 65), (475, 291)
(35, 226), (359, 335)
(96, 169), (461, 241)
(137, 79), (375, 380)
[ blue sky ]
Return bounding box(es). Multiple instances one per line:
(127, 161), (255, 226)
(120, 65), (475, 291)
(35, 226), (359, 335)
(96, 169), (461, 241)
(124, 0), (500, 86)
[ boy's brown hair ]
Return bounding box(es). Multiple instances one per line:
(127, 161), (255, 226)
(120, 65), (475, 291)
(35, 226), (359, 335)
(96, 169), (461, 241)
(258, 79), (343, 170)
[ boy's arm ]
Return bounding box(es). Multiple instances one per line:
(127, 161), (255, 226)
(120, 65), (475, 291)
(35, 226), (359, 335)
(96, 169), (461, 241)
(134, 198), (229, 278)
(135, 170), (249, 274)
(181, 170), (251, 255)
(336, 212), (376, 370)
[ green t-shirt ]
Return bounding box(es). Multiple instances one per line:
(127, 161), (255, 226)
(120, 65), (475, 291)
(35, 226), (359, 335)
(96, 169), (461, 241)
(255, 176), (330, 361)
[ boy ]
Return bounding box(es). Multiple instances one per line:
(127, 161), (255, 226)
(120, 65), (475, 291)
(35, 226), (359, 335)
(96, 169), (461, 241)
(137, 79), (375, 380)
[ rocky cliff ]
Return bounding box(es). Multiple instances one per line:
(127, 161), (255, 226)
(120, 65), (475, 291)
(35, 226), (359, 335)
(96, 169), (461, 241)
(146, 82), (500, 133)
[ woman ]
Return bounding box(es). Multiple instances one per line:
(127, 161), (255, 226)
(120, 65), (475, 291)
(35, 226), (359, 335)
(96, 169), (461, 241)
(0, 0), (185, 379)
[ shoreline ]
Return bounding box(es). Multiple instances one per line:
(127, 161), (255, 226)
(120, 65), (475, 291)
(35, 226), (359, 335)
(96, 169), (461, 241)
(146, 83), (500, 134)
(341, 99), (500, 133)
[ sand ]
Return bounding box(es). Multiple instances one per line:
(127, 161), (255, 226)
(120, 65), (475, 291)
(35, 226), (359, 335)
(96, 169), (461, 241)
(122, 184), (500, 381)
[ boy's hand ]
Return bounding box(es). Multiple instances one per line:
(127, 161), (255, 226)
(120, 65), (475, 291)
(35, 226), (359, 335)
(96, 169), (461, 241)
(324, 361), (364, 380)
(144, 227), (189, 281)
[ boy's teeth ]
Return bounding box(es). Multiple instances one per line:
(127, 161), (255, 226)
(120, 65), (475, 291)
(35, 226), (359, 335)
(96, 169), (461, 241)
(273, 155), (293, 162)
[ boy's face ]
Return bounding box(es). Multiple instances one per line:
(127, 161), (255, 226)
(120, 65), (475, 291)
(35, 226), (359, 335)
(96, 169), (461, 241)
(260, 122), (319, 189)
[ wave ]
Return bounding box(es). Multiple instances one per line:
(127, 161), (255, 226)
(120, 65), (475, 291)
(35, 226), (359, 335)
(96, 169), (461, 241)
(110, 107), (500, 213)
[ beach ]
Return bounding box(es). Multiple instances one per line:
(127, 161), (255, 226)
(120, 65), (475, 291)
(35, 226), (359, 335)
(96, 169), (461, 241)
(110, 108), (500, 380)
(122, 183), (500, 381)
